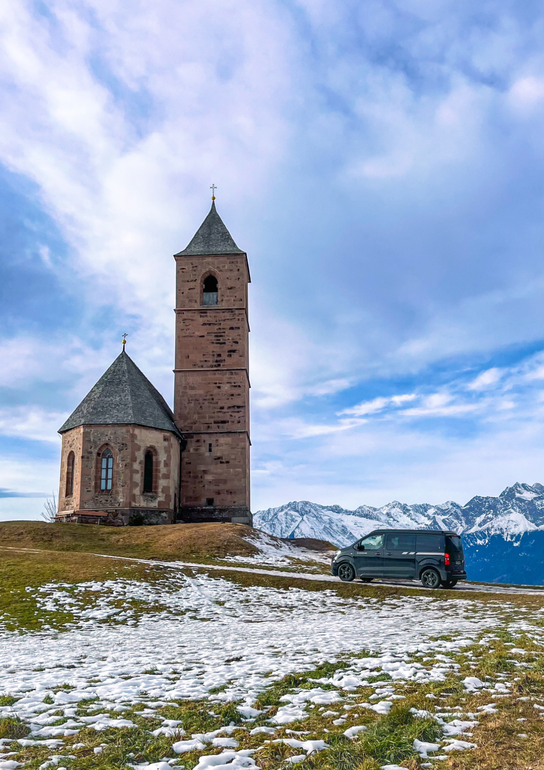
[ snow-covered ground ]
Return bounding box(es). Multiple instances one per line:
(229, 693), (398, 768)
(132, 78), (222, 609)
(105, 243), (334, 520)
(2, 574), (499, 709)
(222, 531), (332, 567)
(1, 570), (544, 769)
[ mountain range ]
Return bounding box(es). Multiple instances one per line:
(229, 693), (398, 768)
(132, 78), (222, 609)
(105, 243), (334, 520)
(253, 482), (544, 585)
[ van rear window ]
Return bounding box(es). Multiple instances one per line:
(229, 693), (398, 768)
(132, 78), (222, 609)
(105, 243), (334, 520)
(416, 533), (443, 552)
(446, 535), (463, 556)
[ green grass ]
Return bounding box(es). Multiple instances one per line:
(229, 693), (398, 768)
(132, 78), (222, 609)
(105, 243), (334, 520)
(8, 699), (246, 770)
(0, 695), (18, 707)
(361, 703), (441, 765)
(297, 736), (380, 770)
(367, 673), (393, 683)
(6, 547), (526, 640)
(254, 672), (315, 709)
(0, 716), (31, 739)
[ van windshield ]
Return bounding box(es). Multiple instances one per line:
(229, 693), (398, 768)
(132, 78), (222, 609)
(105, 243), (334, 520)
(446, 535), (463, 557)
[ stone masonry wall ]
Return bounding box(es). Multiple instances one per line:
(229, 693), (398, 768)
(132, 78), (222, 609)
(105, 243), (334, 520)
(130, 425), (180, 512)
(181, 432), (250, 509)
(57, 424), (180, 523)
(79, 424), (133, 511)
(175, 308), (248, 372)
(58, 425), (84, 514)
(174, 252), (251, 522)
(174, 369), (249, 433)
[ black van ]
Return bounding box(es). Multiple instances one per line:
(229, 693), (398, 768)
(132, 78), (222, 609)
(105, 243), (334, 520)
(331, 529), (466, 588)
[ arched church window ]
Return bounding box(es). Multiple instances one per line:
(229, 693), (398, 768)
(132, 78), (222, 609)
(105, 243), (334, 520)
(66, 451), (75, 497)
(143, 450), (154, 493)
(100, 449), (113, 491)
(202, 274), (218, 305)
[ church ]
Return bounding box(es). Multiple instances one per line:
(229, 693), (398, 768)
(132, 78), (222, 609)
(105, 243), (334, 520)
(55, 196), (252, 527)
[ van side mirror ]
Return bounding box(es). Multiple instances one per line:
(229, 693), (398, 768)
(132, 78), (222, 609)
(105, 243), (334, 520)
(356, 543), (365, 551)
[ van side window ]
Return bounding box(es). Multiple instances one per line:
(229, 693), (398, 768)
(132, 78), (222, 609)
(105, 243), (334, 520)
(416, 533), (443, 552)
(360, 534), (384, 550)
(386, 532), (415, 551)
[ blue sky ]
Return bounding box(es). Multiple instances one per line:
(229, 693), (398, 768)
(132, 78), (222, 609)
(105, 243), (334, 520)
(1, 0), (543, 520)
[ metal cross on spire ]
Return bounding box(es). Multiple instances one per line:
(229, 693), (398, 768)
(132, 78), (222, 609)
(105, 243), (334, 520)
(210, 184), (217, 201)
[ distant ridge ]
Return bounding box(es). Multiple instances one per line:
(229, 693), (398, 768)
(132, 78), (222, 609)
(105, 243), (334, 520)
(254, 482), (544, 545)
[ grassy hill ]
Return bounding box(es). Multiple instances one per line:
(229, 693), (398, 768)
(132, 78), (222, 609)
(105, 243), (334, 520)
(0, 520), (261, 561)
(0, 520), (334, 563)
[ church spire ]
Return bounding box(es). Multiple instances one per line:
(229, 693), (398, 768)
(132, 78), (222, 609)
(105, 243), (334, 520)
(174, 200), (244, 257)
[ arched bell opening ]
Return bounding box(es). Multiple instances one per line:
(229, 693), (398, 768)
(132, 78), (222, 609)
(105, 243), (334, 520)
(202, 274), (218, 305)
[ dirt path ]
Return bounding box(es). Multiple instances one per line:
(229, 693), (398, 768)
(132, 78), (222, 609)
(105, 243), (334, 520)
(2, 544), (544, 596)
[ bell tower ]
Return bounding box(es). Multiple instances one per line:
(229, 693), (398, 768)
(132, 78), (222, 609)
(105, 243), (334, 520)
(173, 197), (251, 524)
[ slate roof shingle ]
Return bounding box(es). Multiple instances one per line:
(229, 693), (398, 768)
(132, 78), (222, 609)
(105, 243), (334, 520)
(58, 350), (181, 437)
(174, 202), (244, 256)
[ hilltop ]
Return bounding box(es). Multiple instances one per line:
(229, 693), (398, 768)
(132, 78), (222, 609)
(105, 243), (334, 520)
(0, 520), (333, 571)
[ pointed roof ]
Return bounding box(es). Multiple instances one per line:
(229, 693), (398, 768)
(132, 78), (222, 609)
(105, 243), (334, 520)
(59, 350), (181, 437)
(175, 202), (244, 257)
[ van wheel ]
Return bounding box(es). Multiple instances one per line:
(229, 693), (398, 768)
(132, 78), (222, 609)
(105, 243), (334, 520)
(338, 563), (355, 582)
(442, 579), (458, 589)
(420, 568), (441, 589)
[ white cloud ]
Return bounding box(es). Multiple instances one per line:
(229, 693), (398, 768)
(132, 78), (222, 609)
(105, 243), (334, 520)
(402, 401), (479, 418)
(340, 396), (390, 417)
(1, 0), (543, 391)
(0, 0), (298, 320)
(0, 407), (64, 444)
(253, 395), (544, 510)
(467, 367), (503, 391)
(0, 456), (57, 497)
(0, 335), (99, 390)
(340, 393), (416, 417)
(308, 378), (352, 397)
(497, 399), (516, 411)
(0, 498), (49, 522)
(508, 76), (544, 112)
(523, 363), (544, 382)
(391, 393), (416, 406)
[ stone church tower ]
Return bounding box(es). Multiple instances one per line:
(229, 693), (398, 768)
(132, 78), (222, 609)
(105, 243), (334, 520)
(173, 201), (252, 525)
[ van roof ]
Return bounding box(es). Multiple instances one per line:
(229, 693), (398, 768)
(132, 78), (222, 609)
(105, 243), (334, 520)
(368, 529), (461, 536)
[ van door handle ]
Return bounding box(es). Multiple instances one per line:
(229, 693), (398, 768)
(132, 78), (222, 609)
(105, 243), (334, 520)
(386, 552), (392, 556)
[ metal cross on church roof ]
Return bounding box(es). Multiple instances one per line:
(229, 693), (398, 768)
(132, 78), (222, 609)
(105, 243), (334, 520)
(210, 184), (217, 201)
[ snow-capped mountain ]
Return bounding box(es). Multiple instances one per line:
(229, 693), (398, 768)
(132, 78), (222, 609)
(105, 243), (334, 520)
(254, 482), (544, 546)
(462, 482), (544, 541)
(253, 483), (544, 584)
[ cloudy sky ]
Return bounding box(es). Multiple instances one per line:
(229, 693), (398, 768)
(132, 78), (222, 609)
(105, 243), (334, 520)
(1, 0), (543, 520)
